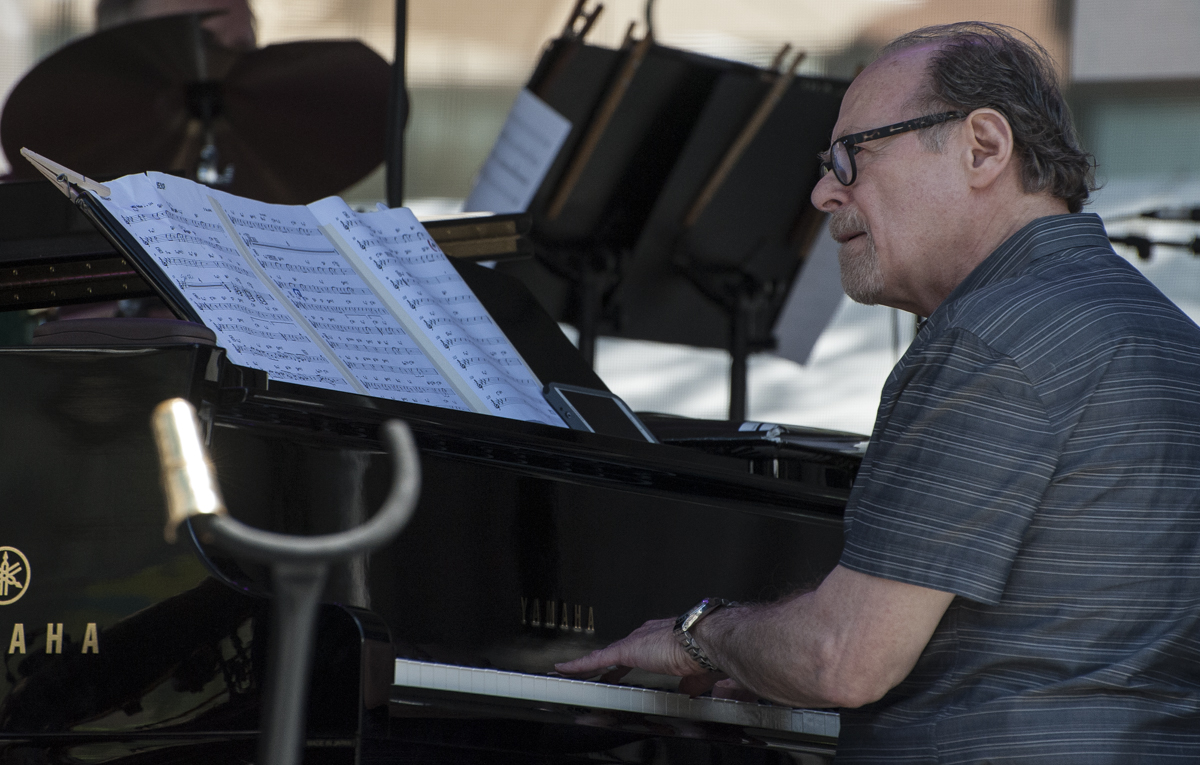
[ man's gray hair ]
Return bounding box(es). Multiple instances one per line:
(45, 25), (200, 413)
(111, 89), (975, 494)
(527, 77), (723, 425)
(95, 0), (143, 29)
(882, 22), (1095, 213)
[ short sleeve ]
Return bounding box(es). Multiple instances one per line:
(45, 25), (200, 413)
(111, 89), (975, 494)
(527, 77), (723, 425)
(839, 328), (1058, 605)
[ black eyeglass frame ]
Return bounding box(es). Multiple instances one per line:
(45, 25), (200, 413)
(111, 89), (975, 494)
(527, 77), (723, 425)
(819, 111), (968, 186)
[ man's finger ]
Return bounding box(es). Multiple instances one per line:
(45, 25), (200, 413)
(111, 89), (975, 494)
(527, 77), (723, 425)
(555, 651), (617, 677)
(599, 665), (632, 684)
(712, 677), (759, 702)
(678, 672), (721, 697)
(556, 616), (704, 679)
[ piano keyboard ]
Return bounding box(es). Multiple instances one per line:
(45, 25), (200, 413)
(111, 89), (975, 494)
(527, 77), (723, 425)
(393, 658), (840, 739)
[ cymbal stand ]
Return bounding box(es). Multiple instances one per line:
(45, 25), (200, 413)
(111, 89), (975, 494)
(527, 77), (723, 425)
(187, 16), (233, 187)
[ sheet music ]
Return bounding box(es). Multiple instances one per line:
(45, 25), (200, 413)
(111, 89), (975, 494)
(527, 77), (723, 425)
(309, 197), (566, 427)
(206, 189), (470, 411)
(96, 171), (560, 424)
(463, 89), (572, 214)
(98, 174), (357, 391)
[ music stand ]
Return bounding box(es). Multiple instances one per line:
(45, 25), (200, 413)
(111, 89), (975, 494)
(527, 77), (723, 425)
(499, 26), (846, 419)
(500, 30), (762, 365)
(612, 68), (846, 419)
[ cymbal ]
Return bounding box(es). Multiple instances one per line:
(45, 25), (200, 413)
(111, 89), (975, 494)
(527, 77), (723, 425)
(1, 13), (391, 205)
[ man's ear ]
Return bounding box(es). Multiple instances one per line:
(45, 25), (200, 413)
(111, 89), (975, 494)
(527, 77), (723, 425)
(962, 108), (1014, 190)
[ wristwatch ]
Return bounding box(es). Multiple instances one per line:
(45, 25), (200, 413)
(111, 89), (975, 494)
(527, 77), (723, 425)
(673, 598), (732, 673)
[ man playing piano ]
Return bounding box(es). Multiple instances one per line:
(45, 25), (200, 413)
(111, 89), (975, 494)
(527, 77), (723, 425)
(558, 22), (1200, 762)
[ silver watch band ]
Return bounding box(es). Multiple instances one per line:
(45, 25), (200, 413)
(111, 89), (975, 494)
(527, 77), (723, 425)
(673, 598), (732, 673)
(678, 627), (721, 672)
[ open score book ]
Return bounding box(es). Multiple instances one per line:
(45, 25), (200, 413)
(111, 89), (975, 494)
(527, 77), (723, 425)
(95, 171), (566, 427)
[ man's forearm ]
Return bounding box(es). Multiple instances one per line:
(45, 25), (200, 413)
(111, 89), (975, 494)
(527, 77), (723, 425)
(693, 566), (955, 708)
(693, 592), (846, 707)
(555, 565), (953, 709)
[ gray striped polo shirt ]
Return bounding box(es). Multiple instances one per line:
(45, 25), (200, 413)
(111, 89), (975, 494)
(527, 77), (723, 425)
(836, 213), (1200, 763)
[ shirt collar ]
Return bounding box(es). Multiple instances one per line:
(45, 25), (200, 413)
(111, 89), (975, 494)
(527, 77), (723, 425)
(940, 213), (1112, 308)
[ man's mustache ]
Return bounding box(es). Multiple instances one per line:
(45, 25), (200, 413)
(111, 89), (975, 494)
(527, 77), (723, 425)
(829, 209), (870, 244)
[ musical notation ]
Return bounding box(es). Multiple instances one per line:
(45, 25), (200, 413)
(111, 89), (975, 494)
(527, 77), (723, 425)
(160, 256), (253, 276)
(213, 323), (309, 342)
(214, 191), (470, 411)
(164, 209), (223, 231)
(488, 396), (518, 411)
(362, 380), (462, 400)
(100, 173), (358, 394)
(464, 89), (573, 214)
(394, 252), (443, 267)
(422, 316), (487, 330)
(435, 337), (518, 355)
(403, 296), (436, 310)
(417, 274), (458, 286)
(121, 208), (222, 231)
(257, 367), (349, 387)
(120, 212), (161, 225)
(307, 199), (565, 427)
(227, 216), (319, 236)
(267, 262), (356, 276)
(327, 340), (423, 355)
(290, 303), (390, 319)
(140, 231), (236, 255)
(405, 293), (475, 311)
(227, 344), (331, 365)
(435, 335), (472, 349)
(276, 282), (373, 297)
(308, 319), (407, 336)
(243, 236), (338, 256)
(346, 360), (440, 376)
(98, 171), (562, 423)
(454, 354), (487, 370)
(191, 301), (289, 323)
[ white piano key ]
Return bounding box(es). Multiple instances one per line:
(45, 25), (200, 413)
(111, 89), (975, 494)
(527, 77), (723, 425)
(485, 667), (501, 697)
(664, 689), (681, 718)
(392, 658), (839, 738)
(563, 676), (590, 707)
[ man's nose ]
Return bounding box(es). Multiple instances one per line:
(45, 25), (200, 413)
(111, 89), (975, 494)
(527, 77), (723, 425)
(811, 171), (847, 213)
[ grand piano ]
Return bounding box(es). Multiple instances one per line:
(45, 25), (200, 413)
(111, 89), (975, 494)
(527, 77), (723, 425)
(0, 179), (862, 763)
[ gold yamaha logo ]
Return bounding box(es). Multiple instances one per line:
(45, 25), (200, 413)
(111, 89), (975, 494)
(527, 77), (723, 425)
(0, 547), (30, 606)
(521, 597), (595, 634)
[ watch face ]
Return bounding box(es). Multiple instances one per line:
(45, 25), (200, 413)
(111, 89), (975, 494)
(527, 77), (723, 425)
(679, 598), (714, 633)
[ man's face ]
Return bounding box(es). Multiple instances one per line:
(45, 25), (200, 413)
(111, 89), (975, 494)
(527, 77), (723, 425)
(811, 46), (966, 315)
(138, 0), (255, 50)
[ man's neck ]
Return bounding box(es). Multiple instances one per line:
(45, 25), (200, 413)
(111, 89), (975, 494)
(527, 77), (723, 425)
(908, 193), (1071, 317)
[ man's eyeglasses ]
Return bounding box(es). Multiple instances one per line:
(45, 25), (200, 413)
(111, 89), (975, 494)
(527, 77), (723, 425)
(819, 111), (967, 186)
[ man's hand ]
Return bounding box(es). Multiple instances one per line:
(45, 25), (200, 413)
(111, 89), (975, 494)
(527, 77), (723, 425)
(554, 617), (725, 696)
(554, 566), (956, 709)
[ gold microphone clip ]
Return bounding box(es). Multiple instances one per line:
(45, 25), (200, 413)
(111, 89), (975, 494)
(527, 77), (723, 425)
(151, 398), (228, 543)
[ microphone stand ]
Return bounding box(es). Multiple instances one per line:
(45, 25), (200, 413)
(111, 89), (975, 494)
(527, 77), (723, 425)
(151, 398), (421, 765)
